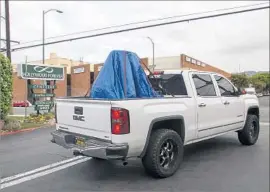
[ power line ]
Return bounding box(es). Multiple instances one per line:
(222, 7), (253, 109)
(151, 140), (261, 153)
(14, 2), (269, 46)
(3, 5), (270, 53)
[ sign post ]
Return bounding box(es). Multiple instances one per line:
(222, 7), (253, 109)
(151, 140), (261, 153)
(17, 63), (64, 114)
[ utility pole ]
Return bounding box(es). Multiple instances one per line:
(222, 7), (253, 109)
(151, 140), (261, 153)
(5, 0), (11, 62)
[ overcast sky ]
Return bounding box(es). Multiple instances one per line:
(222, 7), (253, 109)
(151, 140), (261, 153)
(1, 1), (269, 73)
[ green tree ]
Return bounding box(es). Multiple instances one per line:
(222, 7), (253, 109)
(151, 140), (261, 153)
(250, 73), (270, 93)
(0, 53), (13, 120)
(231, 74), (250, 88)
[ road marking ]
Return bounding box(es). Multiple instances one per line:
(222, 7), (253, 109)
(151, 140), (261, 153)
(0, 157), (91, 189)
(260, 122), (270, 126)
(0, 156), (85, 184)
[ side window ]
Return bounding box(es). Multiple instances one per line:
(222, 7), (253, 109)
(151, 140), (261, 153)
(192, 74), (216, 96)
(214, 75), (236, 96)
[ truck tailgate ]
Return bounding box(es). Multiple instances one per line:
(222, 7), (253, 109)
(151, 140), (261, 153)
(55, 99), (112, 141)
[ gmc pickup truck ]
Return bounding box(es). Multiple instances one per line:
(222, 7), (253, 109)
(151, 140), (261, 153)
(51, 70), (260, 178)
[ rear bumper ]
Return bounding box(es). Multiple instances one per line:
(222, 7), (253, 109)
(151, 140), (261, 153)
(51, 130), (128, 160)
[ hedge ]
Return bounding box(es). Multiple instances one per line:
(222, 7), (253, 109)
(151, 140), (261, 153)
(0, 53), (13, 120)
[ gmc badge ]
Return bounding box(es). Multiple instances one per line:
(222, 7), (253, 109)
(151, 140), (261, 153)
(73, 115), (85, 121)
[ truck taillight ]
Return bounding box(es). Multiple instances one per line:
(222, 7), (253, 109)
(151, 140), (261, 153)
(111, 108), (130, 135)
(54, 103), (57, 123)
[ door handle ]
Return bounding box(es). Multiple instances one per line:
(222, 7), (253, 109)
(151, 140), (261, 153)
(224, 101), (230, 105)
(198, 103), (206, 107)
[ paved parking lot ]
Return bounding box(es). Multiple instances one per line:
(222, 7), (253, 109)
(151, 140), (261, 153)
(1, 97), (269, 192)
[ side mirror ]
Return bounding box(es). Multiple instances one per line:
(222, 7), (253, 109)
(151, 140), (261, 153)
(235, 87), (246, 96)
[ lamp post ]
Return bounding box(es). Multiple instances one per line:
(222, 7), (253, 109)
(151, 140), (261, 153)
(42, 9), (63, 64)
(146, 36), (155, 72)
(42, 9), (63, 113)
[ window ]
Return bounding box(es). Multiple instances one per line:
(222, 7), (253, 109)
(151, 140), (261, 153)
(214, 75), (236, 96)
(192, 74), (216, 96)
(148, 74), (187, 96)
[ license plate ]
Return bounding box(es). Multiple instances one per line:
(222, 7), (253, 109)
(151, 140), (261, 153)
(75, 137), (86, 147)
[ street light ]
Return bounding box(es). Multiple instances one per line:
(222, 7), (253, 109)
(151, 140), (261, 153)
(42, 9), (63, 64)
(42, 9), (63, 112)
(146, 36), (155, 72)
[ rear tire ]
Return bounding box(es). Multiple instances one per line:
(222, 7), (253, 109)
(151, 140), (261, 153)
(142, 129), (183, 178)
(238, 114), (260, 145)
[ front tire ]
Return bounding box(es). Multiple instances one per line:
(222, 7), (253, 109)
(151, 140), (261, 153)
(142, 129), (183, 178)
(238, 114), (260, 145)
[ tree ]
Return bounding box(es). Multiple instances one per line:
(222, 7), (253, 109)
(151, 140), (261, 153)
(0, 53), (13, 120)
(231, 74), (250, 88)
(250, 73), (270, 93)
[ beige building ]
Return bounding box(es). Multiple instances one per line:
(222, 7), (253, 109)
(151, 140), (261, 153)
(12, 52), (94, 74)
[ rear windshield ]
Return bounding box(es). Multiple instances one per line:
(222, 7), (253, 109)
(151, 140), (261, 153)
(148, 74), (188, 96)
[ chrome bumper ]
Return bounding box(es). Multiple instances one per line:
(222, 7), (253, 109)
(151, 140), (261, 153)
(51, 130), (128, 160)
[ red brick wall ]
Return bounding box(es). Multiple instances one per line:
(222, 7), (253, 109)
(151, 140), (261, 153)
(180, 54), (231, 78)
(71, 64), (90, 97)
(55, 67), (67, 97)
(12, 73), (27, 102)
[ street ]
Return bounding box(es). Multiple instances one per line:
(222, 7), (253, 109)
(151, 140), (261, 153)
(0, 97), (269, 192)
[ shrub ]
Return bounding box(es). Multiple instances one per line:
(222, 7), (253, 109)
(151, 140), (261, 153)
(25, 113), (55, 123)
(0, 53), (13, 121)
(3, 119), (21, 131)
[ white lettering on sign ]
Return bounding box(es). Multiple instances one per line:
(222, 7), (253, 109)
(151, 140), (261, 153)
(73, 67), (85, 74)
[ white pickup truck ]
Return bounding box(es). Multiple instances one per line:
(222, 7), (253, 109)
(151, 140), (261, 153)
(51, 70), (260, 178)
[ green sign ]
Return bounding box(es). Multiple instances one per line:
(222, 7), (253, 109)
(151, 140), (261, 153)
(35, 105), (51, 111)
(17, 64), (64, 80)
(29, 84), (57, 89)
(32, 93), (55, 98)
(35, 100), (54, 105)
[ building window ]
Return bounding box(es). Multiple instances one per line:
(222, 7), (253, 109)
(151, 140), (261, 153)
(185, 56), (191, 62)
(191, 59), (196, 64)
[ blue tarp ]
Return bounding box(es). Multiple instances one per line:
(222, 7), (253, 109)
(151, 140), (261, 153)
(90, 50), (160, 99)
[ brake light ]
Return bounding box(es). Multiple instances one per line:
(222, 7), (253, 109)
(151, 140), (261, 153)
(111, 108), (130, 135)
(54, 103), (57, 123)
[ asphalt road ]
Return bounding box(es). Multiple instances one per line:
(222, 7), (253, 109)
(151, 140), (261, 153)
(1, 97), (269, 192)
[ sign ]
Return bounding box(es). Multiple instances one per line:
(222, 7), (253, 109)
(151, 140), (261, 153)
(29, 84), (57, 89)
(35, 105), (51, 111)
(32, 93), (55, 97)
(17, 63), (64, 80)
(73, 67), (85, 74)
(35, 100), (54, 105)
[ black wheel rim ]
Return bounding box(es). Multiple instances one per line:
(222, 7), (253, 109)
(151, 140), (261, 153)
(159, 139), (178, 169)
(249, 121), (258, 139)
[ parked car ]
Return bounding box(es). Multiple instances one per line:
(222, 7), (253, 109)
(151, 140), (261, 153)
(12, 100), (31, 107)
(51, 70), (260, 178)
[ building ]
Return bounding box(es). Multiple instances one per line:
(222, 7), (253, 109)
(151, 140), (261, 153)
(12, 53), (94, 102)
(149, 54), (231, 78)
(12, 52), (94, 74)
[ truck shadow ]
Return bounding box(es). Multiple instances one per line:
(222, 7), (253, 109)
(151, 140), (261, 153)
(79, 135), (244, 181)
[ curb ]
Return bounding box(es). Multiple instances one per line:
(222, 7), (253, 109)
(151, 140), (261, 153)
(0, 124), (55, 136)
